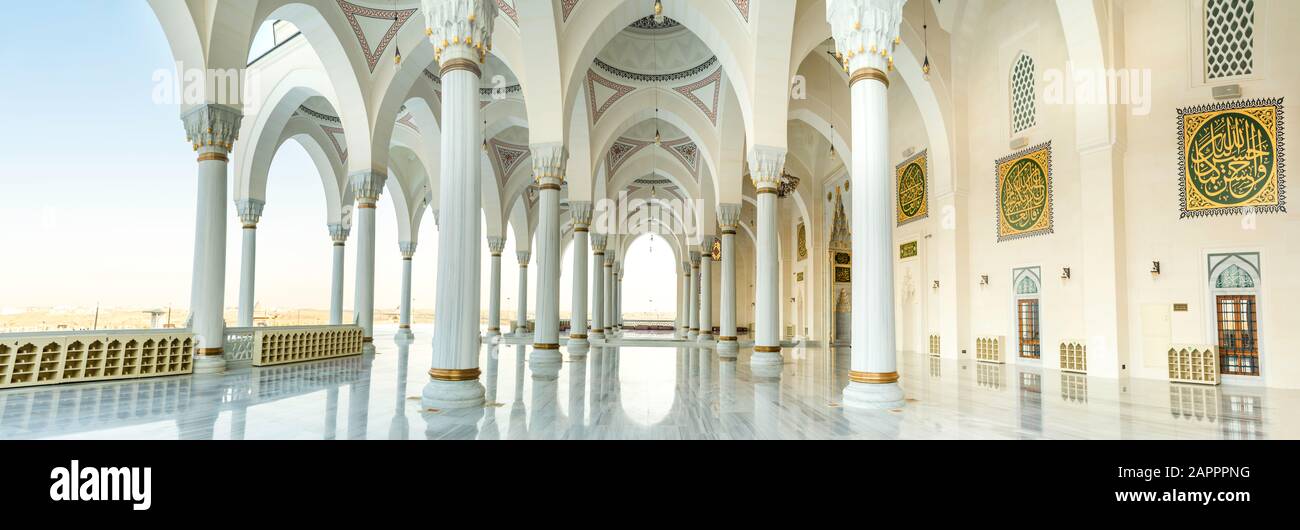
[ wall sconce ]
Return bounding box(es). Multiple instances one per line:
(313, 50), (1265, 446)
(1150, 261), (1161, 276)
(932, 280), (940, 289)
(979, 275), (989, 286)
(1061, 267), (1071, 280)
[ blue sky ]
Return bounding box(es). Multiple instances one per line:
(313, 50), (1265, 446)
(0, 1), (677, 317)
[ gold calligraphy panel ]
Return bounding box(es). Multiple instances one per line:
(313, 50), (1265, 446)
(1178, 98), (1286, 218)
(995, 142), (1053, 242)
(797, 223), (807, 261)
(896, 150), (929, 226)
(900, 241), (918, 259)
(835, 267), (851, 283)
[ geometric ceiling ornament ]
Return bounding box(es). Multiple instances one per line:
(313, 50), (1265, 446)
(586, 69), (636, 125)
(661, 137), (700, 180)
(496, 0), (518, 24)
(674, 67), (722, 125)
(607, 137), (652, 176)
(321, 125), (349, 165)
(562, 0), (579, 22)
(732, 0), (750, 22)
(396, 112), (420, 133)
(336, 0), (417, 73)
(489, 138), (530, 186)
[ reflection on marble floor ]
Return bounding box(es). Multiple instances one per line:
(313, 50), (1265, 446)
(1, 325), (1295, 440)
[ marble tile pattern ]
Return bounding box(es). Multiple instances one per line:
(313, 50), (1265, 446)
(1, 325), (1294, 440)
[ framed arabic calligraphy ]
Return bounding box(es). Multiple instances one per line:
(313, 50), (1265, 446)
(1178, 98), (1286, 218)
(995, 142), (1054, 242)
(896, 149), (929, 226)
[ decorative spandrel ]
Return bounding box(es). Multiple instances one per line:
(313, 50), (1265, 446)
(1178, 98), (1285, 218)
(995, 142), (1054, 242)
(896, 150), (929, 226)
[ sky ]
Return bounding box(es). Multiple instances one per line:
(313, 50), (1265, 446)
(0, 1), (678, 317)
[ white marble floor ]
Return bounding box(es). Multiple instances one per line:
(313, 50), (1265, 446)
(0, 325), (1294, 440)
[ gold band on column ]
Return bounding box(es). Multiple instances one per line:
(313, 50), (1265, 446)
(848, 371), (899, 384)
(399, 324), (410, 329)
(363, 337), (373, 343)
(429, 367), (482, 381)
(537, 183), (562, 191)
(334, 242), (345, 247)
(198, 348), (223, 356)
(849, 67), (889, 89)
(574, 227), (588, 233)
(569, 334), (587, 340)
(591, 328), (603, 333)
(690, 327), (699, 331)
(756, 188), (778, 195)
(243, 224), (257, 230)
(754, 345), (782, 353)
(719, 336), (737, 342)
(594, 252), (604, 256)
(722, 230), (736, 235)
(533, 343), (560, 350)
(440, 58), (481, 77)
(358, 203), (376, 209)
(487, 327), (500, 332)
(197, 152), (228, 163)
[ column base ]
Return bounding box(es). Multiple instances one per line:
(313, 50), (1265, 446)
(421, 379), (486, 410)
(749, 347), (783, 374)
(697, 333), (714, 343)
(567, 336), (590, 350)
(485, 329), (501, 343)
(687, 330), (699, 340)
(530, 347), (563, 365)
(716, 340), (739, 358)
(193, 352), (227, 374)
(842, 380), (905, 409)
(396, 327), (414, 340)
(567, 342), (589, 358)
(589, 329), (605, 341)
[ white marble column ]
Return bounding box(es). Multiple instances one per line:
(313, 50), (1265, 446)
(235, 199), (264, 327)
(351, 171), (386, 343)
(328, 224), (349, 326)
(603, 253), (615, 337)
(698, 250), (714, 342)
(614, 262), (624, 334)
(486, 236), (506, 340)
(828, 0), (906, 408)
(679, 262), (690, 338)
(688, 251), (701, 340)
(589, 235), (607, 340)
(515, 250), (530, 336)
(397, 242), (416, 338)
(717, 203), (741, 356)
(421, 0), (496, 409)
(532, 144), (567, 360)
(568, 201), (593, 350)
(182, 104), (242, 374)
(749, 147), (786, 373)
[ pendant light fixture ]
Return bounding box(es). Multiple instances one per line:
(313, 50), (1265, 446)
(393, 0), (402, 69)
(481, 117), (488, 152)
(654, 0), (665, 25)
(921, 0), (932, 80)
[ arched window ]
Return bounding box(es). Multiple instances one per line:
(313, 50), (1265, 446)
(1216, 264), (1256, 289)
(1204, 0), (1255, 80)
(1010, 53), (1037, 134)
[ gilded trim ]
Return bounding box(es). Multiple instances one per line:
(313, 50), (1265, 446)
(358, 203), (377, 209)
(722, 230), (736, 235)
(569, 334), (587, 340)
(756, 188), (778, 195)
(363, 337), (374, 343)
(487, 327), (500, 332)
(533, 343), (560, 350)
(399, 324), (410, 329)
(849, 67), (889, 89)
(754, 345), (782, 353)
(538, 183), (562, 191)
(440, 58), (481, 77)
(242, 224), (258, 230)
(591, 328), (603, 333)
(198, 347), (224, 356)
(429, 367), (482, 382)
(848, 371), (899, 384)
(333, 242), (345, 247)
(719, 336), (738, 342)
(197, 152), (229, 163)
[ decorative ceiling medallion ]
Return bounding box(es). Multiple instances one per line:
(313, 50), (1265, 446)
(586, 69), (636, 124)
(594, 56), (718, 84)
(607, 137), (651, 175)
(495, 0), (518, 24)
(674, 67), (722, 125)
(489, 139), (530, 186)
(335, 0), (416, 73)
(629, 15), (681, 30)
(732, 0), (750, 22)
(562, 0), (580, 22)
(661, 137), (700, 180)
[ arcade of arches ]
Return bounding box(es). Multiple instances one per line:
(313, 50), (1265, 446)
(4, 0), (1297, 440)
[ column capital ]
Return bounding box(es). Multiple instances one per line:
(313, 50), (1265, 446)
(690, 251), (702, 267)
(351, 171), (387, 206)
(182, 104), (242, 155)
(517, 250), (531, 266)
(236, 198), (265, 227)
(717, 203), (742, 231)
(826, 0), (905, 74)
(747, 146), (787, 191)
(399, 241), (417, 260)
(569, 200), (593, 231)
(683, 261), (692, 273)
(590, 233), (608, 252)
(531, 143), (568, 188)
(604, 253), (616, 267)
(423, 0), (497, 66)
(431, 209), (441, 230)
(487, 236), (507, 255)
(328, 223), (350, 244)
